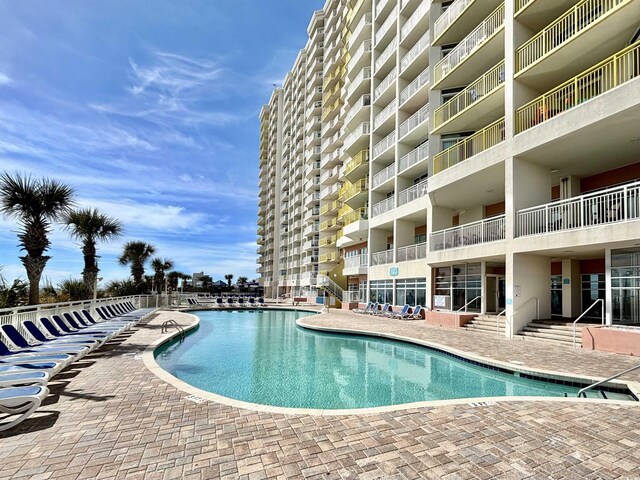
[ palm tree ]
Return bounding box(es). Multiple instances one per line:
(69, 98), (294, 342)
(63, 208), (123, 291)
(0, 173), (74, 304)
(224, 273), (234, 288)
(150, 257), (174, 293)
(237, 276), (248, 286)
(118, 241), (156, 284)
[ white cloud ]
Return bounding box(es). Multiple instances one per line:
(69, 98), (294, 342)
(0, 73), (12, 86)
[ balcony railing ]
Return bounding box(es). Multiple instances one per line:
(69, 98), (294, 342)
(341, 207), (368, 226)
(343, 178), (368, 201)
(400, 67), (430, 105)
(374, 67), (397, 100)
(401, 31), (429, 72)
(372, 163), (395, 188)
(398, 179), (428, 207)
(375, 0), (391, 18)
(350, 12), (373, 47)
(433, 3), (505, 85)
(342, 290), (361, 303)
(344, 254), (368, 269)
(398, 103), (429, 138)
(344, 94), (371, 125)
(372, 196), (395, 217)
(401, 2), (429, 41)
(399, 142), (428, 172)
(343, 122), (371, 151)
(346, 67), (372, 99)
(348, 39), (372, 71)
(434, 61), (505, 129)
(373, 98), (397, 129)
(433, 117), (505, 174)
(371, 249), (394, 266)
(374, 6), (397, 45)
(344, 149), (370, 177)
(373, 130), (395, 158)
(515, 0), (535, 14)
(397, 242), (427, 262)
(430, 215), (506, 251)
(517, 180), (640, 237)
(374, 37), (398, 72)
(516, 0), (628, 73)
(434, 0), (474, 40)
(516, 41), (640, 133)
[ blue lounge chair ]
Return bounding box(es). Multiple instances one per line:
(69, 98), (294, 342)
(257, 298), (266, 307)
(0, 370), (50, 388)
(375, 303), (392, 316)
(1, 325), (91, 359)
(0, 385), (49, 431)
(388, 304), (411, 318)
(406, 305), (423, 319)
(0, 361), (63, 376)
(353, 302), (372, 314)
(0, 338), (75, 368)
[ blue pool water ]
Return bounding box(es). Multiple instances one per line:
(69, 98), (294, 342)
(154, 309), (592, 409)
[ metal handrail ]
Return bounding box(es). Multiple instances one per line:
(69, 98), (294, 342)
(162, 319), (185, 339)
(496, 308), (507, 337)
(578, 363), (640, 398)
(456, 295), (482, 312)
(508, 297), (539, 338)
(573, 299), (604, 350)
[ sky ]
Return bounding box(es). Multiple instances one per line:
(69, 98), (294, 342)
(0, 0), (324, 287)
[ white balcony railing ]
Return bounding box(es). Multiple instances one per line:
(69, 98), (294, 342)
(343, 122), (371, 151)
(346, 67), (372, 99)
(401, 2), (429, 41)
(371, 249), (394, 266)
(350, 12), (373, 48)
(400, 67), (430, 105)
(344, 254), (368, 270)
(374, 67), (397, 100)
(372, 162), (395, 188)
(372, 130), (396, 158)
(374, 98), (397, 129)
(374, 37), (398, 72)
(348, 40), (372, 71)
(430, 215), (506, 251)
(434, 0), (474, 41)
(401, 31), (429, 72)
(397, 242), (427, 262)
(399, 104), (429, 138)
(375, 0), (391, 18)
(344, 94), (371, 126)
(398, 178), (428, 206)
(375, 6), (397, 45)
(399, 142), (428, 172)
(517, 181), (640, 237)
(372, 196), (395, 217)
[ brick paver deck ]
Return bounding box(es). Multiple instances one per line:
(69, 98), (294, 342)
(0, 309), (639, 480)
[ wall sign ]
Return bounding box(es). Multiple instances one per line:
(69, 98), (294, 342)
(563, 278), (570, 284)
(389, 266), (399, 277)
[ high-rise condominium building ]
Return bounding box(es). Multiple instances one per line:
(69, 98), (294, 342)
(258, 0), (640, 336)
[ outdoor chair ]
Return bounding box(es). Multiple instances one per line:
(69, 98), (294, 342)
(0, 385), (49, 432)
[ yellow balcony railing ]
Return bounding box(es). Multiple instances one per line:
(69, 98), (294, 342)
(342, 178), (368, 201)
(341, 207), (368, 227)
(344, 149), (370, 177)
(319, 217), (343, 231)
(434, 61), (505, 129)
(322, 98), (343, 120)
(516, 0), (628, 72)
(319, 234), (337, 247)
(516, 41), (640, 133)
(433, 118), (505, 174)
(515, 0), (534, 15)
(320, 199), (341, 216)
(319, 251), (339, 263)
(339, 180), (352, 198)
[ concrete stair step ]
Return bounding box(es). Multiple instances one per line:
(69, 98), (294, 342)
(468, 319), (505, 327)
(465, 324), (506, 333)
(514, 335), (576, 347)
(517, 330), (578, 343)
(522, 326), (576, 338)
(473, 315), (506, 321)
(528, 322), (585, 332)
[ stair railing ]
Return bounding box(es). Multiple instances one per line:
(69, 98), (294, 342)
(456, 295), (482, 312)
(496, 308), (507, 337)
(508, 296), (539, 339)
(577, 362), (640, 398)
(317, 274), (344, 300)
(573, 298), (604, 350)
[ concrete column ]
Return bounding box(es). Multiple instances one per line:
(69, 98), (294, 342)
(605, 247), (613, 325)
(508, 252), (551, 337)
(425, 264), (433, 311)
(480, 261), (487, 315)
(562, 259), (581, 318)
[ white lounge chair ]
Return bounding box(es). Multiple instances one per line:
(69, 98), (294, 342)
(0, 385), (49, 432)
(0, 370), (50, 387)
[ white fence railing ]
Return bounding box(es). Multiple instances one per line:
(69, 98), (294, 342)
(371, 249), (394, 266)
(397, 242), (427, 262)
(430, 215), (506, 251)
(374, 98), (397, 129)
(398, 179), (428, 206)
(401, 31), (430, 72)
(373, 130), (396, 158)
(372, 162), (395, 188)
(434, 0), (474, 40)
(399, 142), (429, 172)
(375, 37), (398, 72)
(374, 67), (397, 100)
(372, 196), (395, 217)
(345, 254), (368, 270)
(400, 67), (430, 105)
(401, 1), (429, 40)
(517, 181), (640, 237)
(399, 104), (429, 138)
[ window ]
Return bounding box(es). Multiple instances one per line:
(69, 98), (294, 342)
(581, 274), (605, 318)
(396, 278), (426, 307)
(550, 275), (562, 317)
(441, 132), (472, 151)
(370, 280), (393, 304)
(611, 249), (640, 324)
(434, 263), (481, 311)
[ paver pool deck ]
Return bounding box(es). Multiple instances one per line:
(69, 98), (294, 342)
(1, 308), (639, 480)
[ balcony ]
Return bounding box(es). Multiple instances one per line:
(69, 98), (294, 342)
(320, 217), (342, 232)
(375, 0), (392, 19)
(398, 178), (428, 207)
(430, 215), (506, 251)
(400, 31), (429, 76)
(433, 0), (502, 45)
(344, 254), (368, 276)
(372, 196), (395, 217)
(516, 0), (638, 87)
(516, 41), (640, 133)
(398, 142), (428, 174)
(373, 98), (397, 131)
(372, 162), (395, 189)
(343, 122), (371, 153)
(344, 93), (371, 127)
(320, 182), (340, 200)
(346, 67), (371, 103)
(374, 37), (397, 75)
(371, 249), (394, 266)
(344, 149), (370, 182)
(374, 67), (397, 102)
(433, 3), (505, 89)
(372, 130), (395, 159)
(401, 1), (429, 45)
(320, 199), (341, 215)
(433, 117), (505, 175)
(350, 12), (373, 48)
(397, 242), (427, 262)
(398, 103), (429, 140)
(374, 6), (397, 47)
(319, 251), (339, 263)
(347, 40), (372, 74)
(434, 61), (505, 134)
(343, 178), (369, 206)
(319, 234), (338, 247)
(400, 67), (429, 107)
(517, 180), (640, 237)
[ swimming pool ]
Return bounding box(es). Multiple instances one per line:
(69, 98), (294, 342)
(154, 309), (630, 409)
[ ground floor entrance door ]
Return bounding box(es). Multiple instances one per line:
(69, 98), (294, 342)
(486, 275), (506, 313)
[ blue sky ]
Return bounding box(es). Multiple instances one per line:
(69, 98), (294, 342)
(0, 0), (323, 286)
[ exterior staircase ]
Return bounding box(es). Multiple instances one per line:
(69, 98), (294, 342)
(515, 320), (594, 347)
(317, 274), (343, 308)
(463, 315), (507, 335)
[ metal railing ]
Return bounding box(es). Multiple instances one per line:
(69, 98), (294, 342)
(508, 296), (539, 338)
(373, 98), (397, 129)
(433, 117), (505, 174)
(430, 215), (506, 251)
(343, 122), (371, 151)
(496, 308), (507, 337)
(397, 242), (427, 262)
(342, 290), (361, 303)
(398, 179), (428, 206)
(434, 0), (474, 41)
(401, 31), (429, 72)
(573, 299), (605, 349)
(344, 94), (371, 125)
(161, 319), (185, 339)
(372, 196), (395, 217)
(516, 0), (628, 72)
(371, 249), (394, 266)
(374, 37), (397, 72)
(374, 67), (397, 100)
(374, 5), (397, 45)
(344, 254), (368, 270)
(346, 67), (372, 99)
(348, 39), (372, 72)
(516, 41), (640, 133)
(517, 180), (640, 237)
(400, 67), (430, 105)
(399, 104), (429, 138)
(341, 207), (368, 226)
(401, 1), (429, 40)
(399, 142), (429, 172)
(434, 3), (505, 85)
(343, 178), (368, 202)
(457, 295), (482, 312)
(373, 130), (396, 158)
(317, 274), (344, 299)
(434, 61), (505, 129)
(344, 149), (369, 177)
(578, 363), (640, 397)
(372, 162), (395, 188)
(515, 0), (534, 14)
